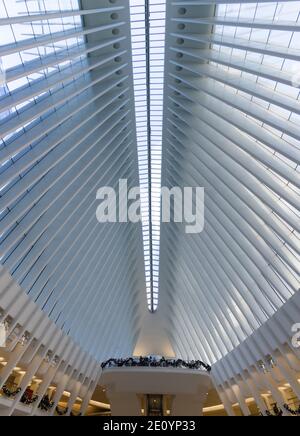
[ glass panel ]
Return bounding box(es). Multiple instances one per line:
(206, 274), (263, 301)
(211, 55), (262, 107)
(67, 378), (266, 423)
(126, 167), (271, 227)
(129, 0), (166, 312)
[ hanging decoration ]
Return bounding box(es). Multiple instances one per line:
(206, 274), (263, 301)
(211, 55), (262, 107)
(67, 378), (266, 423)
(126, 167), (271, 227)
(38, 395), (55, 412)
(70, 411), (82, 416)
(56, 406), (69, 416)
(101, 356), (211, 372)
(20, 393), (39, 405)
(1, 385), (22, 398)
(284, 403), (300, 416)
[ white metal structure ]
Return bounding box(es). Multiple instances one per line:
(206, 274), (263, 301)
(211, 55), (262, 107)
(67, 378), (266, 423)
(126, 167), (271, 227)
(0, 0), (146, 359)
(0, 0), (299, 416)
(160, 0), (300, 364)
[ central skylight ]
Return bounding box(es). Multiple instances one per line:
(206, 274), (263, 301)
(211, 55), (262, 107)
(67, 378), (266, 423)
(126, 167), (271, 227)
(129, 0), (166, 312)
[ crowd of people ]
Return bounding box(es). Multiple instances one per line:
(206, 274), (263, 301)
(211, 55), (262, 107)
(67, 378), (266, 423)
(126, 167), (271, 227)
(101, 356), (211, 372)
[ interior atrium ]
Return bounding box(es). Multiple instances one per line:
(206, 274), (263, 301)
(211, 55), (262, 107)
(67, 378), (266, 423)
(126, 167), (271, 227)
(0, 0), (299, 417)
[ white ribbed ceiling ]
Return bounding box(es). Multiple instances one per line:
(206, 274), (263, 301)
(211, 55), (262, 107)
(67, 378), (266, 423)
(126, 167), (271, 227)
(159, 0), (300, 364)
(0, 0), (145, 361)
(0, 0), (299, 365)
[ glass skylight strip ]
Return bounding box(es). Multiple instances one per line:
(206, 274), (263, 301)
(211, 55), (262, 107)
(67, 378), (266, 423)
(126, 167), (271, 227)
(129, 0), (152, 310)
(149, 0), (166, 311)
(129, 0), (166, 312)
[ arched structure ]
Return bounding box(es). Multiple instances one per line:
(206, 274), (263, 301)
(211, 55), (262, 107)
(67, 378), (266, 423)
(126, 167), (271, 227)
(0, 0), (299, 416)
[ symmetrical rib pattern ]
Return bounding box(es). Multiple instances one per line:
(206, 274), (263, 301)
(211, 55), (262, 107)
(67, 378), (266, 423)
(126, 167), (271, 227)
(160, 0), (300, 364)
(0, 0), (299, 370)
(0, 0), (145, 361)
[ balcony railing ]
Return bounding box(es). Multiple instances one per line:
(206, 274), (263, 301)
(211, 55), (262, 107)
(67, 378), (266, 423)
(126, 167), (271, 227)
(101, 357), (211, 372)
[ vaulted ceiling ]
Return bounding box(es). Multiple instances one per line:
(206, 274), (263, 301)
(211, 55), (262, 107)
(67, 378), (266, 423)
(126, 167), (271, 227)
(0, 0), (299, 365)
